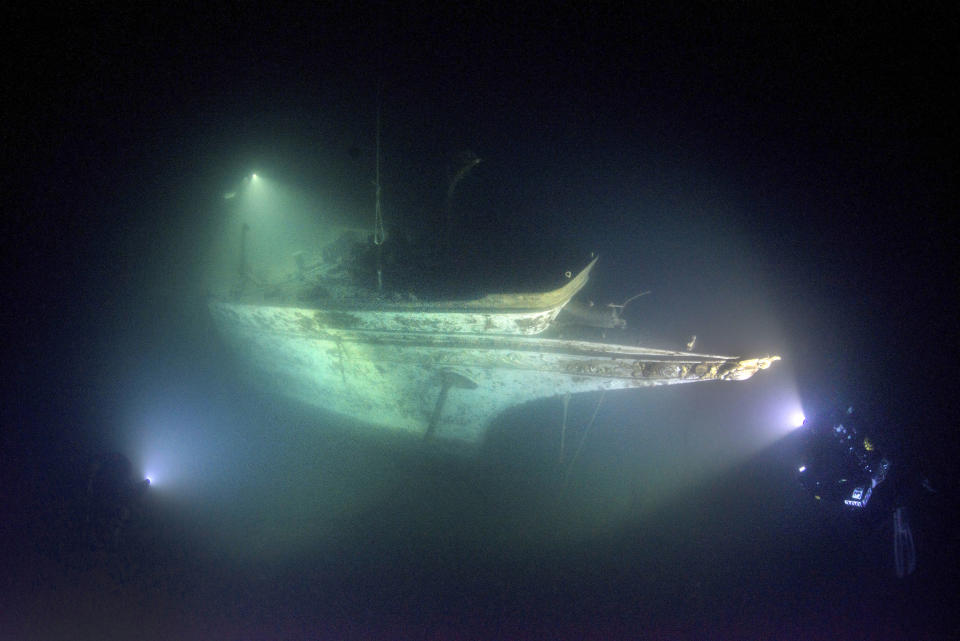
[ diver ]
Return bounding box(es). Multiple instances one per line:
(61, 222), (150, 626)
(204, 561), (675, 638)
(796, 405), (891, 510)
(795, 405), (932, 578)
(83, 452), (150, 552)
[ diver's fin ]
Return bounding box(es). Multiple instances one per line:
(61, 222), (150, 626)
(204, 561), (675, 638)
(893, 506), (916, 578)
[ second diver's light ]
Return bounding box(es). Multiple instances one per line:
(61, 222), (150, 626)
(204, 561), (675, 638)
(790, 410), (806, 429)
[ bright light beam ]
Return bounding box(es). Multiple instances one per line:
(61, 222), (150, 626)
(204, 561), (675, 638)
(790, 410), (806, 429)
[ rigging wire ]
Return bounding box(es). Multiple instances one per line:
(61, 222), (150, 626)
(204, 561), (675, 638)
(559, 392), (571, 464)
(373, 91), (385, 247)
(564, 389), (607, 486)
(373, 84), (385, 291)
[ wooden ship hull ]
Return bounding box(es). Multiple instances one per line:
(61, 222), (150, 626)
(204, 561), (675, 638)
(209, 258), (779, 443)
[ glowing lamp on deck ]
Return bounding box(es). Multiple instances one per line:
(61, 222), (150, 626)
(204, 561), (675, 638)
(790, 410), (806, 429)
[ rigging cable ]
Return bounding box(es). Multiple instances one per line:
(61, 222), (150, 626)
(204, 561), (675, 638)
(373, 85), (385, 291)
(564, 389), (607, 486)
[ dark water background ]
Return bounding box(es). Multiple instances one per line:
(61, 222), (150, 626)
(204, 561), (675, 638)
(4, 5), (957, 639)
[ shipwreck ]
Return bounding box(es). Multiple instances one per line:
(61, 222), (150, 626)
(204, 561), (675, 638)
(209, 227), (779, 444)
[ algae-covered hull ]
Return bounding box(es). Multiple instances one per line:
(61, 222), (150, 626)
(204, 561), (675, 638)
(210, 298), (779, 443)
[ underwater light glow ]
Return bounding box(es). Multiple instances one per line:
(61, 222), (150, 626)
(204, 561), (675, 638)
(790, 410), (806, 429)
(141, 467), (159, 486)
